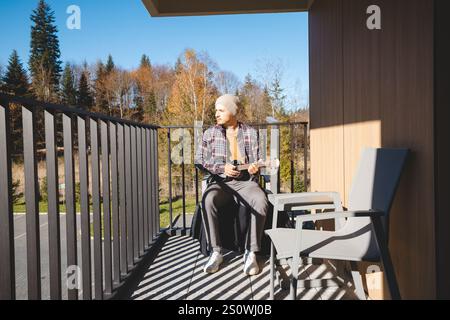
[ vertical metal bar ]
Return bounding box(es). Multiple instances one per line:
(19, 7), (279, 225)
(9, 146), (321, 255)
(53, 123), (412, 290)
(154, 129), (160, 234)
(117, 124), (127, 275)
(195, 167), (199, 205)
(90, 118), (103, 300)
(181, 129), (186, 231)
(124, 125), (134, 268)
(150, 130), (159, 238)
(269, 125), (279, 194)
(167, 128), (173, 231)
(278, 126), (281, 194)
(63, 113), (78, 300)
(146, 129), (153, 243)
(22, 106), (41, 300)
(0, 102), (15, 300)
(142, 128), (149, 249)
(100, 120), (112, 296)
(45, 110), (61, 300)
(290, 124), (295, 192)
(131, 126), (139, 261)
(110, 122), (120, 285)
(136, 127), (144, 256)
(303, 124), (308, 192)
(77, 116), (91, 300)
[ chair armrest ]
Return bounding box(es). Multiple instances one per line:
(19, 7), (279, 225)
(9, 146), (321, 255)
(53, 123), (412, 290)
(294, 209), (385, 225)
(269, 192), (343, 229)
(269, 192), (343, 212)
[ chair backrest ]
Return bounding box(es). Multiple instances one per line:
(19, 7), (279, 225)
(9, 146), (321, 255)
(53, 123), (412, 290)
(344, 148), (409, 239)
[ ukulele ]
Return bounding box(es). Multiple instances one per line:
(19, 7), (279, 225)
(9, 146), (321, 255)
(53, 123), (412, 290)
(233, 158), (280, 172)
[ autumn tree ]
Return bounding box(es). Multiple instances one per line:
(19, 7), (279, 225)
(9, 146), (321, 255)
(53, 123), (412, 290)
(167, 49), (217, 124)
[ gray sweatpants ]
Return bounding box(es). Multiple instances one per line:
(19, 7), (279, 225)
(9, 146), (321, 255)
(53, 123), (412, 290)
(203, 179), (268, 253)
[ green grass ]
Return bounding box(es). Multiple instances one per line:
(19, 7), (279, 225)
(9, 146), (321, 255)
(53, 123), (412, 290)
(159, 197), (197, 228)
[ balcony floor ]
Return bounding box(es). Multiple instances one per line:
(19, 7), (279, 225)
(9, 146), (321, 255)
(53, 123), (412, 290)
(129, 235), (360, 300)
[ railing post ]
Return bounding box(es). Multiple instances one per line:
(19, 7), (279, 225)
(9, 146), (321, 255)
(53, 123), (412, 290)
(90, 118), (103, 300)
(0, 102), (15, 300)
(77, 115), (91, 300)
(131, 126), (139, 262)
(22, 105), (41, 300)
(142, 128), (149, 249)
(100, 120), (112, 296)
(154, 129), (160, 235)
(167, 128), (173, 231)
(124, 125), (134, 269)
(45, 110), (61, 300)
(181, 129), (186, 232)
(63, 113), (78, 300)
(110, 122), (121, 286)
(146, 128), (154, 242)
(303, 123), (308, 192)
(137, 127), (144, 256)
(290, 124), (295, 192)
(117, 123), (128, 276)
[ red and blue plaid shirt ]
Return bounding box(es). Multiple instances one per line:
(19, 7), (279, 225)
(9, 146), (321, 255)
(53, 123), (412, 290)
(195, 122), (260, 176)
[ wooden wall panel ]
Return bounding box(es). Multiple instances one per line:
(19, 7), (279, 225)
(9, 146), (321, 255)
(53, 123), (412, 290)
(309, 0), (345, 200)
(342, 0), (382, 205)
(379, 0), (435, 299)
(310, 0), (435, 298)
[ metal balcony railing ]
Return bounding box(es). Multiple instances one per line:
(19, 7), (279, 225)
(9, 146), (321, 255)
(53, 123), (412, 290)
(0, 93), (309, 300)
(0, 93), (160, 300)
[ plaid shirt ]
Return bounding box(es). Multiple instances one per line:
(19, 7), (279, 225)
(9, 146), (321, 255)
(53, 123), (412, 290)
(195, 122), (260, 176)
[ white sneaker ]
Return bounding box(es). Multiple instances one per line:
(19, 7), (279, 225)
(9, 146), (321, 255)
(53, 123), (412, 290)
(203, 252), (223, 274)
(243, 251), (260, 276)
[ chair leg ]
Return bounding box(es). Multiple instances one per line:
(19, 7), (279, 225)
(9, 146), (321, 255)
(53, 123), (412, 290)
(269, 243), (275, 300)
(371, 216), (401, 300)
(350, 261), (367, 300)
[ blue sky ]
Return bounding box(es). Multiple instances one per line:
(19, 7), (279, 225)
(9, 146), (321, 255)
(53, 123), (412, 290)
(0, 0), (309, 109)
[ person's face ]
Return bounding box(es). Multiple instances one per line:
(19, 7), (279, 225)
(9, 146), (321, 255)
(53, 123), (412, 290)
(215, 105), (235, 126)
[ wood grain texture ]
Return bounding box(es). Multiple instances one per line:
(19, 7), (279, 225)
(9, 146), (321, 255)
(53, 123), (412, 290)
(310, 0), (435, 298)
(309, 0), (345, 202)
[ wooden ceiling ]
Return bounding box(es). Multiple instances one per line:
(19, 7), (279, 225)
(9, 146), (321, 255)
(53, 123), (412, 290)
(142, 0), (314, 17)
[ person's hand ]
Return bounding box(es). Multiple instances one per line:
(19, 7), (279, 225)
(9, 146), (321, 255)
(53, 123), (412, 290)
(225, 163), (241, 178)
(248, 162), (259, 175)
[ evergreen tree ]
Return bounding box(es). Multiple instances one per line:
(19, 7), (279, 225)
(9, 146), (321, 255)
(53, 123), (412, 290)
(60, 63), (77, 105)
(269, 77), (286, 116)
(1, 50), (29, 97)
(0, 64), (4, 89)
(1, 50), (30, 156)
(77, 72), (93, 110)
(94, 61), (109, 113)
(29, 0), (62, 101)
(147, 90), (157, 114)
(105, 54), (115, 74)
(140, 54), (151, 69)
